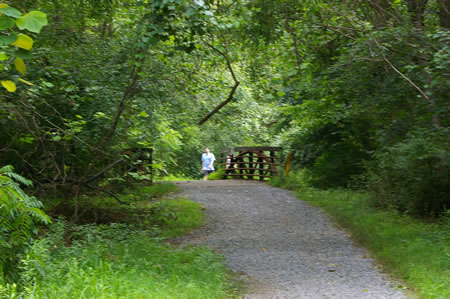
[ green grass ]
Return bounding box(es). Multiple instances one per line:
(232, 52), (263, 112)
(271, 172), (450, 299)
(159, 175), (194, 181)
(138, 182), (179, 198)
(2, 183), (239, 298)
(13, 223), (235, 299)
(155, 198), (205, 238)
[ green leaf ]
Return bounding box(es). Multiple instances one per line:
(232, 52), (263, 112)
(264, 94), (275, 100)
(94, 112), (107, 119)
(16, 11), (48, 33)
(0, 16), (15, 30)
(392, 0), (402, 7)
(18, 135), (34, 144)
(0, 34), (17, 46)
(14, 48), (33, 59)
(138, 111), (149, 117)
(0, 52), (8, 61)
(186, 7), (197, 17)
(0, 7), (22, 18)
(194, 0), (205, 6)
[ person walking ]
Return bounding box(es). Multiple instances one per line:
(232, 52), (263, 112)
(201, 147), (215, 181)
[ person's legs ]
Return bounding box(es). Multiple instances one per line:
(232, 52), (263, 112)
(203, 170), (208, 181)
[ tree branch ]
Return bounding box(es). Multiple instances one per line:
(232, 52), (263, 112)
(370, 35), (429, 100)
(198, 81), (240, 125)
(198, 40), (240, 125)
(285, 20), (302, 75)
(82, 158), (125, 184)
(85, 184), (129, 205)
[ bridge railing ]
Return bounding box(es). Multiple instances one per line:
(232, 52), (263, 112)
(220, 146), (282, 180)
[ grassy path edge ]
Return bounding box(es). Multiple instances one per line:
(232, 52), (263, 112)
(270, 175), (449, 299)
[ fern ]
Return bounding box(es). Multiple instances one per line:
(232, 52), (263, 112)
(0, 165), (51, 284)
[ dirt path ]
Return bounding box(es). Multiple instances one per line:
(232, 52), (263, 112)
(172, 180), (405, 298)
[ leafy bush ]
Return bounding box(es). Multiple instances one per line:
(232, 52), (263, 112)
(366, 128), (449, 216)
(0, 165), (51, 283)
(282, 119), (372, 188)
(270, 170), (307, 191)
(208, 168), (225, 180)
(307, 142), (368, 188)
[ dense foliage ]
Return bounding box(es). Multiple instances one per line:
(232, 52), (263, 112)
(237, 0), (449, 216)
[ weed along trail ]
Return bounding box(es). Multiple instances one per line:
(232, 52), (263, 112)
(173, 180), (405, 298)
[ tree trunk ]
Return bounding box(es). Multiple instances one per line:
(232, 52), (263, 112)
(285, 21), (302, 75)
(441, 0), (450, 28)
(406, 0), (429, 30)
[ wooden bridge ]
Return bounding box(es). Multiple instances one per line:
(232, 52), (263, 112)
(220, 146), (282, 180)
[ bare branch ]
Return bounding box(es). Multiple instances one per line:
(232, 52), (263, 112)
(198, 81), (240, 125)
(85, 184), (129, 205)
(198, 39), (240, 125)
(82, 158), (125, 184)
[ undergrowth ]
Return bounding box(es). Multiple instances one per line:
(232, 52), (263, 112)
(2, 222), (235, 298)
(44, 183), (180, 226)
(271, 171), (450, 299)
(1, 183), (238, 298)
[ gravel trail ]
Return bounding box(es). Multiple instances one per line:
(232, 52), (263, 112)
(172, 180), (405, 298)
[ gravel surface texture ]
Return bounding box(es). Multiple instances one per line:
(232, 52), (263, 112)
(172, 180), (405, 298)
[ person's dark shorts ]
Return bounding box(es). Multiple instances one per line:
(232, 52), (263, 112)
(202, 170), (214, 176)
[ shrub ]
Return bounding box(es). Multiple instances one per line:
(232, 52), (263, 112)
(366, 128), (449, 216)
(307, 142), (367, 188)
(282, 121), (371, 188)
(270, 171), (306, 191)
(208, 168), (225, 180)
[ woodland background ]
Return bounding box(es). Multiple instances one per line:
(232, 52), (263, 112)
(0, 0), (449, 295)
